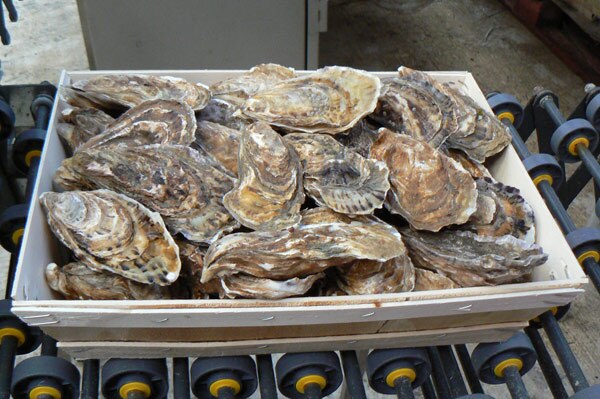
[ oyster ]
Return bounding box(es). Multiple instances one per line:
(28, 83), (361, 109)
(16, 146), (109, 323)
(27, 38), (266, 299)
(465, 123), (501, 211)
(57, 106), (115, 154)
(285, 132), (389, 214)
(196, 98), (253, 131)
(370, 76), (458, 148)
(214, 273), (325, 299)
(223, 122), (304, 231)
(54, 145), (238, 244)
(370, 128), (477, 231)
(334, 255), (415, 295)
(401, 228), (547, 287)
(414, 268), (458, 291)
(46, 262), (173, 300)
(335, 119), (380, 158)
(192, 121), (242, 176)
(78, 100), (196, 151)
(464, 177), (535, 240)
(71, 74), (210, 110)
(243, 66), (381, 134)
(177, 240), (220, 299)
(40, 190), (181, 285)
(446, 149), (492, 179)
(202, 208), (406, 282)
(211, 63), (296, 107)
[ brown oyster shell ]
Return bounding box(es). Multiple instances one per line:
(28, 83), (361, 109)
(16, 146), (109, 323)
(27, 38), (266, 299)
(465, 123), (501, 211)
(370, 128), (477, 231)
(370, 76), (458, 148)
(192, 121), (242, 176)
(54, 144), (238, 244)
(71, 74), (210, 110)
(223, 121), (304, 231)
(57, 106), (115, 154)
(334, 255), (415, 295)
(401, 228), (547, 287)
(464, 177), (535, 240)
(40, 190), (181, 285)
(78, 100), (196, 151)
(196, 98), (253, 131)
(243, 66), (381, 134)
(335, 119), (380, 158)
(446, 149), (492, 179)
(202, 208), (406, 283)
(212, 273), (325, 299)
(414, 268), (459, 291)
(46, 262), (174, 300)
(211, 63), (296, 107)
(285, 132), (389, 214)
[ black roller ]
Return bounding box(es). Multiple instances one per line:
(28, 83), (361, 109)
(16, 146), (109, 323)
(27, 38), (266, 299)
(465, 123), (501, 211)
(586, 93), (600, 131)
(471, 333), (537, 385)
(529, 303), (571, 329)
(367, 348), (431, 395)
(0, 203), (28, 253)
(522, 154), (564, 189)
(276, 352), (342, 399)
(569, 385), (600, 398)
(487, 92), (525, 128)
(11, 356), (80, 399)
(191, 356), (257, 399)
(11, 128), (46, 175)
(565, 228), (600, 265)
(550, 119), (599, 163)
(0, 299), (42, 355)
(0, 96), (15, 139)
(101, 358), (168, 399)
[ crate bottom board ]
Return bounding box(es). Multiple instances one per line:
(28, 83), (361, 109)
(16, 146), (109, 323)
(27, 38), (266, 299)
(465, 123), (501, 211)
(57, 321), (527, 359)
(41, 307), (546, 345)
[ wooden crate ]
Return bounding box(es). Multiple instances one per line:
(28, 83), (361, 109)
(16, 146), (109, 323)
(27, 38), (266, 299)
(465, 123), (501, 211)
(11, 70), (587, 359)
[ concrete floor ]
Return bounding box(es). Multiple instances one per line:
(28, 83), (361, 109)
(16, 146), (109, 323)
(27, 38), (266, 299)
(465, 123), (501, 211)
(1, 0), (599, 398)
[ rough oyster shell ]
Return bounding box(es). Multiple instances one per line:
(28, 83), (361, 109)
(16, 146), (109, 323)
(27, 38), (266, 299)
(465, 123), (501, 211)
(71, 74), (210, 110)
(446, 149), (492, 179)
(223, 121), (304, 231)
(78, 100), (196, 151)
(57, 106), (115, 154)
(213, 273), (325, 299)
(401, 228), (547, 287)
(370, 76), (458, 148)
(285, 133), (389, 214)
(54, 144), (238, 244)
(192, 121), (242, 176)
(414, 268), (458, 291)
(334, 255), (415, 295)
(46, 262), (173, 300)
(335, 119), (380, 158)
(243, 66), (381, 134)
(202, 208), (406, 283)
(40, 190), (181, 285)
(370, 128), (477, 231)
(196, 98), (253, 131)
(464, 177), (535, 240)
(211, 63), (296, 107)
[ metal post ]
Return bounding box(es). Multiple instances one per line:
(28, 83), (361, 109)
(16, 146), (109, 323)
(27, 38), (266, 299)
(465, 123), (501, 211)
(524, 327), (568, 399)
(0, 335), (18, 399)
(81, 359), (100, 399)
(256, 354), (278, 399)
(420, 377), (438, 399)
(504, 366), (530, 399)
(173, 357), (190, 399)
(539, 311), (589, 392)
(40, 334), (57, 357)
(394, 377), (414, 399)
(454, 344), (484, 394)
(437, 346), (468, 397)
(340, 351), (366, 399)
(304, 383), (322, 399)
(427, 347), (452, 399)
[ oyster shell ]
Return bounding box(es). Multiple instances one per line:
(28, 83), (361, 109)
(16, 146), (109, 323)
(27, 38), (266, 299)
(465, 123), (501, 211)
(414, 268), (458, 291)
(71, 74), (210, 110)
(46, 262), (173, 300)
(202, 208), (406, 282)
(464, 177), (535, 240)
(370, 76), (458, 148)
(57, 106), (115, 154)
(243, 66), (381, 134)
(401, 228), (547, 287)
(334, 255), (415, 295)
(370, 128), (477, 231)
(285, 133), (389, 214)
(446, 149), (492, 179)
(192, 121), (242, 176)
(54, 145), (238, 244)
(335, 119), (380, 158)
(211, 63), (296, 107)
(196, 98), (253, 131)
(40, 190), (181, 285)
(214, 273), (325, 299)
(223, 121), (304, 231)
(78, 100), (196, 151)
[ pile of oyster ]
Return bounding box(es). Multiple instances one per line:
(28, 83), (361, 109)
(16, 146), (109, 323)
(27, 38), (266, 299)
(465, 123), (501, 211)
(42, 64), (548, 301)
